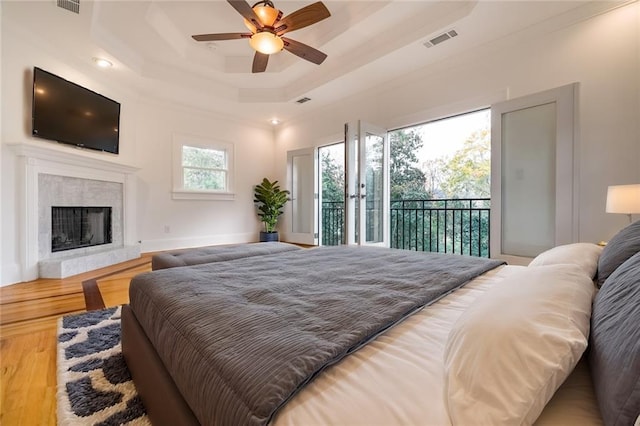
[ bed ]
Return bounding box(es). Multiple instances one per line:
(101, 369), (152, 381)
(122, 221), (640, 426)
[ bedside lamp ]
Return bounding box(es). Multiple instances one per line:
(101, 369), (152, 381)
(606, 184), (640, 224)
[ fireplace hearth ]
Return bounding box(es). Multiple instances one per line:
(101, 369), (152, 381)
(52, 206), (112, 252)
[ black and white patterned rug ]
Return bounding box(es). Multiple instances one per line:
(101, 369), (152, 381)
(57, 306), (150, 425)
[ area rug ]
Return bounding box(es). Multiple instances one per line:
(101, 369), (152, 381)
(57, 306), (150, 425)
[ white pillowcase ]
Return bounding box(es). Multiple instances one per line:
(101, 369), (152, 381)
(528, 242), (602, 279)
(444, 264), (594, 426)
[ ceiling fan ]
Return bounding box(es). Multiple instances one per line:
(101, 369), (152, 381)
(192, 0), (331, 73)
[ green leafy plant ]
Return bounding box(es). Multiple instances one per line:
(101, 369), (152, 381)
(254, 178), (290, 233)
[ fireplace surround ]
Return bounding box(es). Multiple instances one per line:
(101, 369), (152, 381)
(12, 143), (140, 281)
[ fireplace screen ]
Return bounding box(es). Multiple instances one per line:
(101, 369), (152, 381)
(51, 206), (112, 252)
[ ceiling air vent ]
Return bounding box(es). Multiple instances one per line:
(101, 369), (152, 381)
(57, 0), (80, 14)
(424, 29), (458, 48)
(296, 97), (311, 104)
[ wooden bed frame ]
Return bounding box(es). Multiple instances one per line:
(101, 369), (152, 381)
(121, 304), (199, 425)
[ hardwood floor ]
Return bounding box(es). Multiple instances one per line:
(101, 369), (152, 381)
(0, 254), (153, 425)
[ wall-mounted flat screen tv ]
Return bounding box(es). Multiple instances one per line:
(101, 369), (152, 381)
(32, 67), (120, 154)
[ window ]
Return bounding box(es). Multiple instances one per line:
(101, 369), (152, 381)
(172, 134), (235, 200)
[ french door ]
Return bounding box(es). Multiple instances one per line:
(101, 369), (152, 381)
(344, 121), (390, 246)
(286, 148), (318, 245)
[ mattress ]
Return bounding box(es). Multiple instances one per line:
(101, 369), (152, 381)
(126, 246), (604, 425)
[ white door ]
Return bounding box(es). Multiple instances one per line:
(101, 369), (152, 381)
(286, 148), (318, 245)
(490, 83), (578, 263)
(345, 121), (390, 246)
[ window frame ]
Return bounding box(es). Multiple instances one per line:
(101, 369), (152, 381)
(172, 133), (235, 201)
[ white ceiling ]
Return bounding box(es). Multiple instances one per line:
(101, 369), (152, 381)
(4, 0), (626, 125)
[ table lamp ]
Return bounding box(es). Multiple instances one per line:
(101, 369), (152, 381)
(606, 184), (640, 223)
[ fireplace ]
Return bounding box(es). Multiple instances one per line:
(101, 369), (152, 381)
(10, 143), (140, 282)
(52, 206), (112, 252)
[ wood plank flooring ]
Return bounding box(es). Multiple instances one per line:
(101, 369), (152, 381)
(0, 254), (153, 425)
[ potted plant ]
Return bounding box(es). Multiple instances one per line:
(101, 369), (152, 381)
(254, 178), (290, 242)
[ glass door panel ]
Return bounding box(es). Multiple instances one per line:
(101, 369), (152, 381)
(286, 148), (318, 245)
(318, 143), (345, 246)
(362, 130), (385, 244)
(501, 103), (556, 257)
(345, 123), (359, 245)
(345, 121), (389, 246)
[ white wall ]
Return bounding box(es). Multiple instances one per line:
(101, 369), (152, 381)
(274, 2), (640, 245)
(0, 7), (275, 285)
(134, 99), (275, 253)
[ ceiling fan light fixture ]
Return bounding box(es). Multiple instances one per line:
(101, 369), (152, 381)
(250, 31), (284, 54)
(253, 4), (280, 27)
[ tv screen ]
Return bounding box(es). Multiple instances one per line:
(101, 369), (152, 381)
(32, 67), (120, 154)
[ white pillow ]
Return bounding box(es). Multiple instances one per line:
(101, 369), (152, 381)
(444, 264), (594, 426)
(528, 243), (602, 279)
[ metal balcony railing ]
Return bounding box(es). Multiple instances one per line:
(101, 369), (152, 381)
(321, 198), (491, 258)
(321, 201), (345, 246)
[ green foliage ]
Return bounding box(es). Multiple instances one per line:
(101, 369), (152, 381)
(320, 150), (345, 245)
(253, 178), (290, 233)
(439, 129), (490, 198)
(389, 129), (430, 200)
(182, 146), (225, 169)
(390, 199), (490, 257)
(321, 151), (344, 203)
(182, 145), (226, 190)
(387, 126), (491, 256)
(318, 119), (491, 256)
(183, 169), (225, 190)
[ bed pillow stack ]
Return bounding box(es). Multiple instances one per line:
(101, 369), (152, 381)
(444, 264), (594, 425)
(589, 220), (640, 426)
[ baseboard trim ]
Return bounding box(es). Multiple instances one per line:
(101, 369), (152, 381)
(140, 232), (258, 253)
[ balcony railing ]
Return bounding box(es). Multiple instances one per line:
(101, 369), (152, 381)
(321, 198), (491, 257)
(321, 201), (345, 246)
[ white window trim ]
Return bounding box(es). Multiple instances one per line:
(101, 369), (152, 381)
(172, 133), (235, 201)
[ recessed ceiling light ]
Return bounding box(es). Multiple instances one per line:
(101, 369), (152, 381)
(270, 118), (280, 125)
(93, 57), (113, 68)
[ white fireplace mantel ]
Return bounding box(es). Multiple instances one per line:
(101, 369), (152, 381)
(11, 142), (140, 281)
(12, 143), (139, 174)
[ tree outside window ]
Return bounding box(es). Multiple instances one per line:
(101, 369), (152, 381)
(172, 134), (235, 200)
(182, 145), (227, 191)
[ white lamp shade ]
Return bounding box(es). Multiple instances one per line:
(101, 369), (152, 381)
(606, 184), (640, 214)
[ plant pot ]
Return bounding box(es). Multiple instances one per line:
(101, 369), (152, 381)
(259, 231), (279, 242)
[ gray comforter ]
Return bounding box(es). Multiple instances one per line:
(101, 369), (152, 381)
(129, 245), (504, 425)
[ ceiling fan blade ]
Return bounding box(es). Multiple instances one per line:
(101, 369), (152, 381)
(275, 2), (330, 35)
(227, 0), (263, 30)
(192, 33), (250, 42)
(252, 52), (269, 73)
(282, 37), (327, 65)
